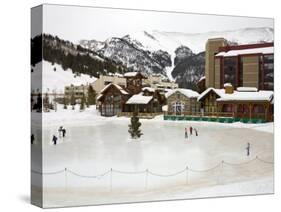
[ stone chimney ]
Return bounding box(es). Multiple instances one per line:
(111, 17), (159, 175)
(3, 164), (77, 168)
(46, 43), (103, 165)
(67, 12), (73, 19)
(224, 83), (234, 94)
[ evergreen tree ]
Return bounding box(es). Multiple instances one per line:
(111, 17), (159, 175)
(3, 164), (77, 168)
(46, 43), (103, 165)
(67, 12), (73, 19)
(128, 112), (143, 139)
(70, 92), (76, 110)
(63, 96), (68, 109)
(43, 93), (50, 112)
(36, 93), (42, 112)
(87, 85), (96, 105)
(86, 98), (90, 108)
(80, 94), (86, 111)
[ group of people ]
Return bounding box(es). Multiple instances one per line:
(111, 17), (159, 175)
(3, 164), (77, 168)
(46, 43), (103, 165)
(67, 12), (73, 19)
(185, 126), (198, 139)
(52, 126), (67, 145)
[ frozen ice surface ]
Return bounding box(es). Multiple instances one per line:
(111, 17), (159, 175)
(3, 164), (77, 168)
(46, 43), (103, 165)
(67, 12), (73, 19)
(31, 105), (274, 207)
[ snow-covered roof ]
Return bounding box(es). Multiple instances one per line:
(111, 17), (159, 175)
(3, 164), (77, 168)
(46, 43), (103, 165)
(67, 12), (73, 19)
(162, 105), (168, 112)
(142, 87), (155, 92)
(96, 94), (103, 100)
(165, 88), (199, 99)
(217, 90), (273, 102)
(100, 83), (129, 95)
(198, 76), (206, 83)
(126, 93), (153, 104)
(198, 87), (273, 102)
(124, 72), (146, 78)
(237, 87), (258, 92)
(224, 83), (232, 87)
(197, 88), (225, 101)
(216, 46), (273, 57)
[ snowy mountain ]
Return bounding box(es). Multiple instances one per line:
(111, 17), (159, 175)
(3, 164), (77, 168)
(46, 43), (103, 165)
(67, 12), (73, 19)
(81, 35), (172, 77)
(31, 61), (96, 93)
(80, 27), (273, 89)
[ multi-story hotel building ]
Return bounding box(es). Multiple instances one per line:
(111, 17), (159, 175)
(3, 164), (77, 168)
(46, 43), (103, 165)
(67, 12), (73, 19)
(205, 38), (274, 90)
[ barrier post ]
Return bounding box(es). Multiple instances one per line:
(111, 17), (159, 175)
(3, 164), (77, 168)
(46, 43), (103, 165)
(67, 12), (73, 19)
(185, 166), (189, 185)
(220, 160), (224, 185)
(110, 168), (113, 192)
(145, 169), (148, 190)
(64, 168), (67, 192)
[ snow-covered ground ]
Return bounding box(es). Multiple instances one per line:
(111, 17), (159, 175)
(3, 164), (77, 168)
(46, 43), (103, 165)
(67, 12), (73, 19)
(31, 61), (96, 93)
(31, 105), (274, 207)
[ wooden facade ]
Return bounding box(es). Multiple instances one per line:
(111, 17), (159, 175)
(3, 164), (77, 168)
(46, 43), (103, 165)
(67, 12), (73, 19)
(97, 84), (129, 117)
(217, 101), (273, 122)
(125, 89), (164, 113)
(166, 90), (200, 115)
(198, 88), (274, 122)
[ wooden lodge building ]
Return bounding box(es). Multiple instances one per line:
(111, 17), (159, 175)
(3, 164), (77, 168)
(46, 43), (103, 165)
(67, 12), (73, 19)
(165, 89), (200, 115)
(97, 72), (165, 116)
(197, 84), (274, 122)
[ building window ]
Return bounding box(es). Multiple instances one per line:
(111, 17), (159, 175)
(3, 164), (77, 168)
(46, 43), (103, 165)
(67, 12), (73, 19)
(223, 57), (237, 87)
(263, 54), (274, 90)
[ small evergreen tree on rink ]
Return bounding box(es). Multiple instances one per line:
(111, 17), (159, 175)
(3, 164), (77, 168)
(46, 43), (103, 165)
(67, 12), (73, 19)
(63, 96), (68, 109)
(86, 98), (90, 108)
(80, 94), (86, 111)
(128, 112), (143, 139)
(70, 92), (76, 110)
(43, 93), (50, 112)
(87, 85), (96, 105)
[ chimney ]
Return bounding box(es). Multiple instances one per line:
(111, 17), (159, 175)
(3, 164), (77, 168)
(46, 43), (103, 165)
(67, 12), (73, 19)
(224, 83), (233, 94)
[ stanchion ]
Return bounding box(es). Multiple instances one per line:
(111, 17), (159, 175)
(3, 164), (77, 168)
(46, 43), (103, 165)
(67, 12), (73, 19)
(145, 169), (148, 190)
(64, 168), (67, 192)
(110, 168), (113, 192)
(185, 166), (189, 185)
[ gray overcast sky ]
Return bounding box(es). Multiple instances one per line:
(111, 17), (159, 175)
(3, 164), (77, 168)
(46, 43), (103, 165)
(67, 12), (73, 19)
(43, 4), (273, 43)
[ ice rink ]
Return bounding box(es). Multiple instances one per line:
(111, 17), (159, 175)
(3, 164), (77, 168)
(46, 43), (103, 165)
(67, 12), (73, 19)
(31, 106), (274, 207)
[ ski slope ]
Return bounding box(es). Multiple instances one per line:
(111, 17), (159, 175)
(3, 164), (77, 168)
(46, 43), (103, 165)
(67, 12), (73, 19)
(31, 61), (96, 93)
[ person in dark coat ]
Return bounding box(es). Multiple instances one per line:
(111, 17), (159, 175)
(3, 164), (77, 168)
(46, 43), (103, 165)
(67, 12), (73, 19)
(52, 135), (58, 145)
(31, 134), (35, 144)
(194, 129), (198, 136)
(189, 126), (193, 135)
(185, 128), (188, 139)
(62, 128), (66, 137)
(246, 142), (251, 156)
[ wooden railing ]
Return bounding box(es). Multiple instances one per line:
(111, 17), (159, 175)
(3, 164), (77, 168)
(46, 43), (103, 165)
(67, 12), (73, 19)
(117, 112), (163, 118)
(163, 111), (234, 118)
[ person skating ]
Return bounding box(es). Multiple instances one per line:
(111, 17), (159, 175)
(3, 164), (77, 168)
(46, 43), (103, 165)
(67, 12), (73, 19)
(189, 126), (193, 136)
(194, 128), (198, 136)
(58, 126), (63, 137)
(185, 128), (188, 139)
(52, 135), (58, 145)
(31, 134), (35, 144)
(62, 128), (66, 138)
(246, 142), (251, 156)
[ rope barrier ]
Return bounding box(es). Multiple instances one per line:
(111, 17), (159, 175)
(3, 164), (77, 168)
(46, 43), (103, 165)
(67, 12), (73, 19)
(223, 157), (258, 166)
(112, 169), (146, 175)
(256, 156), (274, 164)
(31, 169), (65, 175)
(148, 168), (186, 177)
(31, 155), (274, 178)
(188, 163), (222, 173)
(67, 169), (111, 178)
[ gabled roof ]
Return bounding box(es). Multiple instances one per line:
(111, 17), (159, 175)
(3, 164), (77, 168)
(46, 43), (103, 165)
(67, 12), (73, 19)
(198, 87), (274, 102)
(100, 83), (129, 95)
(124, 72), (147, 78)
(217, 90), (273, 102)
(166, 88), (199, 99)
(126, 93), (153, 105)
(142, 87), (155, 93)
(197, 88), (224, 101)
